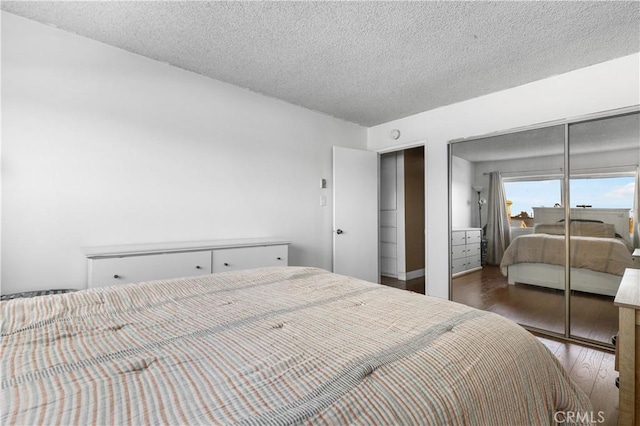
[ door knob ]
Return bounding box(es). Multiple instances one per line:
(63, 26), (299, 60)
(336, 229), (343, 234)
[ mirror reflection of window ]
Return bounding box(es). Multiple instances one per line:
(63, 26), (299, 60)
(504, 179), (563, 218)
(504, 176), (636, 234)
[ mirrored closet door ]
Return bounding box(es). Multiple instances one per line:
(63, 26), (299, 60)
(449, 110), (639, 345)
(449, 125), (566, 334)
(568, 113), (639, 344)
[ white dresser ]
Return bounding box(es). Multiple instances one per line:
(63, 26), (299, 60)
(84, 238), (291, 288)
(451, 228), (482, 277)
(613, 268), (640, 425)
(632, 248), (640, 269)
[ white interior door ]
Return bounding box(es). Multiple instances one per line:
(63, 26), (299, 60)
(333, 146), (379, 283)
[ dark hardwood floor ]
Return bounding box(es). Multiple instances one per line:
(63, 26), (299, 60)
(380, 275), (425, 294)
(452, 266), (618, 344)
(537, 335), (619, 425)
(381, 272), (619, 424)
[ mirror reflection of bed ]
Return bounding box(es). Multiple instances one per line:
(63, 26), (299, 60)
(502, 208), (633, 297)
(450, 111), (639, 346)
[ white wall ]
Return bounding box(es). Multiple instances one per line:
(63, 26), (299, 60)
(368, 53), (640, 299)
(451, 155), (474, 229)
(1, 13), (367, 294)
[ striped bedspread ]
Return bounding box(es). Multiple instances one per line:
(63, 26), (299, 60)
(2, 267), (591, 425)
(500, 234), (633, 276)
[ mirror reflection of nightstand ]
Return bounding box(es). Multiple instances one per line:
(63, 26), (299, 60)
(632, 249), (640, 269)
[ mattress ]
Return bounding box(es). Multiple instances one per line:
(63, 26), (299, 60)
(500, 233), (633, 276)
(1, 266), (591, 425)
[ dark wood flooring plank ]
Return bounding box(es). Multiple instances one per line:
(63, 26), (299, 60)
(452, 266), (617, 345)
(553, 341), (587, 375)
(588, 352), (619, 426)
(536, 335), (564, 354)
(535, 337), (618, 424)
(568, 345), (605, 396)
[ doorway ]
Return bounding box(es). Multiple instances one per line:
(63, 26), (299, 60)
(379, 146), (425, 293)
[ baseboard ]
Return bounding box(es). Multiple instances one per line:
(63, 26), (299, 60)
(451, 266), (482, 278)
(398, 269), (425, 281)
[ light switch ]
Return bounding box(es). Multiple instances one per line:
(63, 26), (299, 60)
(320, 195), (327, 206)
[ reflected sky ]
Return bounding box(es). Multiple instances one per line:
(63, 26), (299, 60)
(504, 177), (635, 217)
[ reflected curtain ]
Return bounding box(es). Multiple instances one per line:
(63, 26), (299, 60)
(634, 166), (640, 249)
(486, 172), (511, 265)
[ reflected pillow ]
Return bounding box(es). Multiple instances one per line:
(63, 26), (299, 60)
(534, 223), (565, 235)
(570, 221), (616, 238)
(533, 221), (616, 238)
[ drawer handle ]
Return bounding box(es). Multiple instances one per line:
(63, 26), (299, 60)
(224, 263), (230, 267)
(114, 274), (121, 279)
(196, 265), (202, 269)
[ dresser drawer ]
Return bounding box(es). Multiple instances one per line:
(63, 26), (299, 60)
(466, 230), (482, 244)
(466, 243), (481, 257)
(89, 251), (212, 288)
(213, 247), (263, 272)
(451, 231), (467, 246)
(212, 245), (289, 272)
(262, 244), (288, 267)
(452, 245), (467, 260)
(467, 255), (481, 269)
(451, 258), (467, 274)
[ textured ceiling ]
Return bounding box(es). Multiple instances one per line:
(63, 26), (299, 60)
(2, 1), (639, 126)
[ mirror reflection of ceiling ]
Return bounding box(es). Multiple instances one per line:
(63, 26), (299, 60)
(453, 113), (639, 162)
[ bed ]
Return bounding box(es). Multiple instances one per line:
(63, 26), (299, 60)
(501, 208), (634, 297)
(1, 266), (591, 424)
